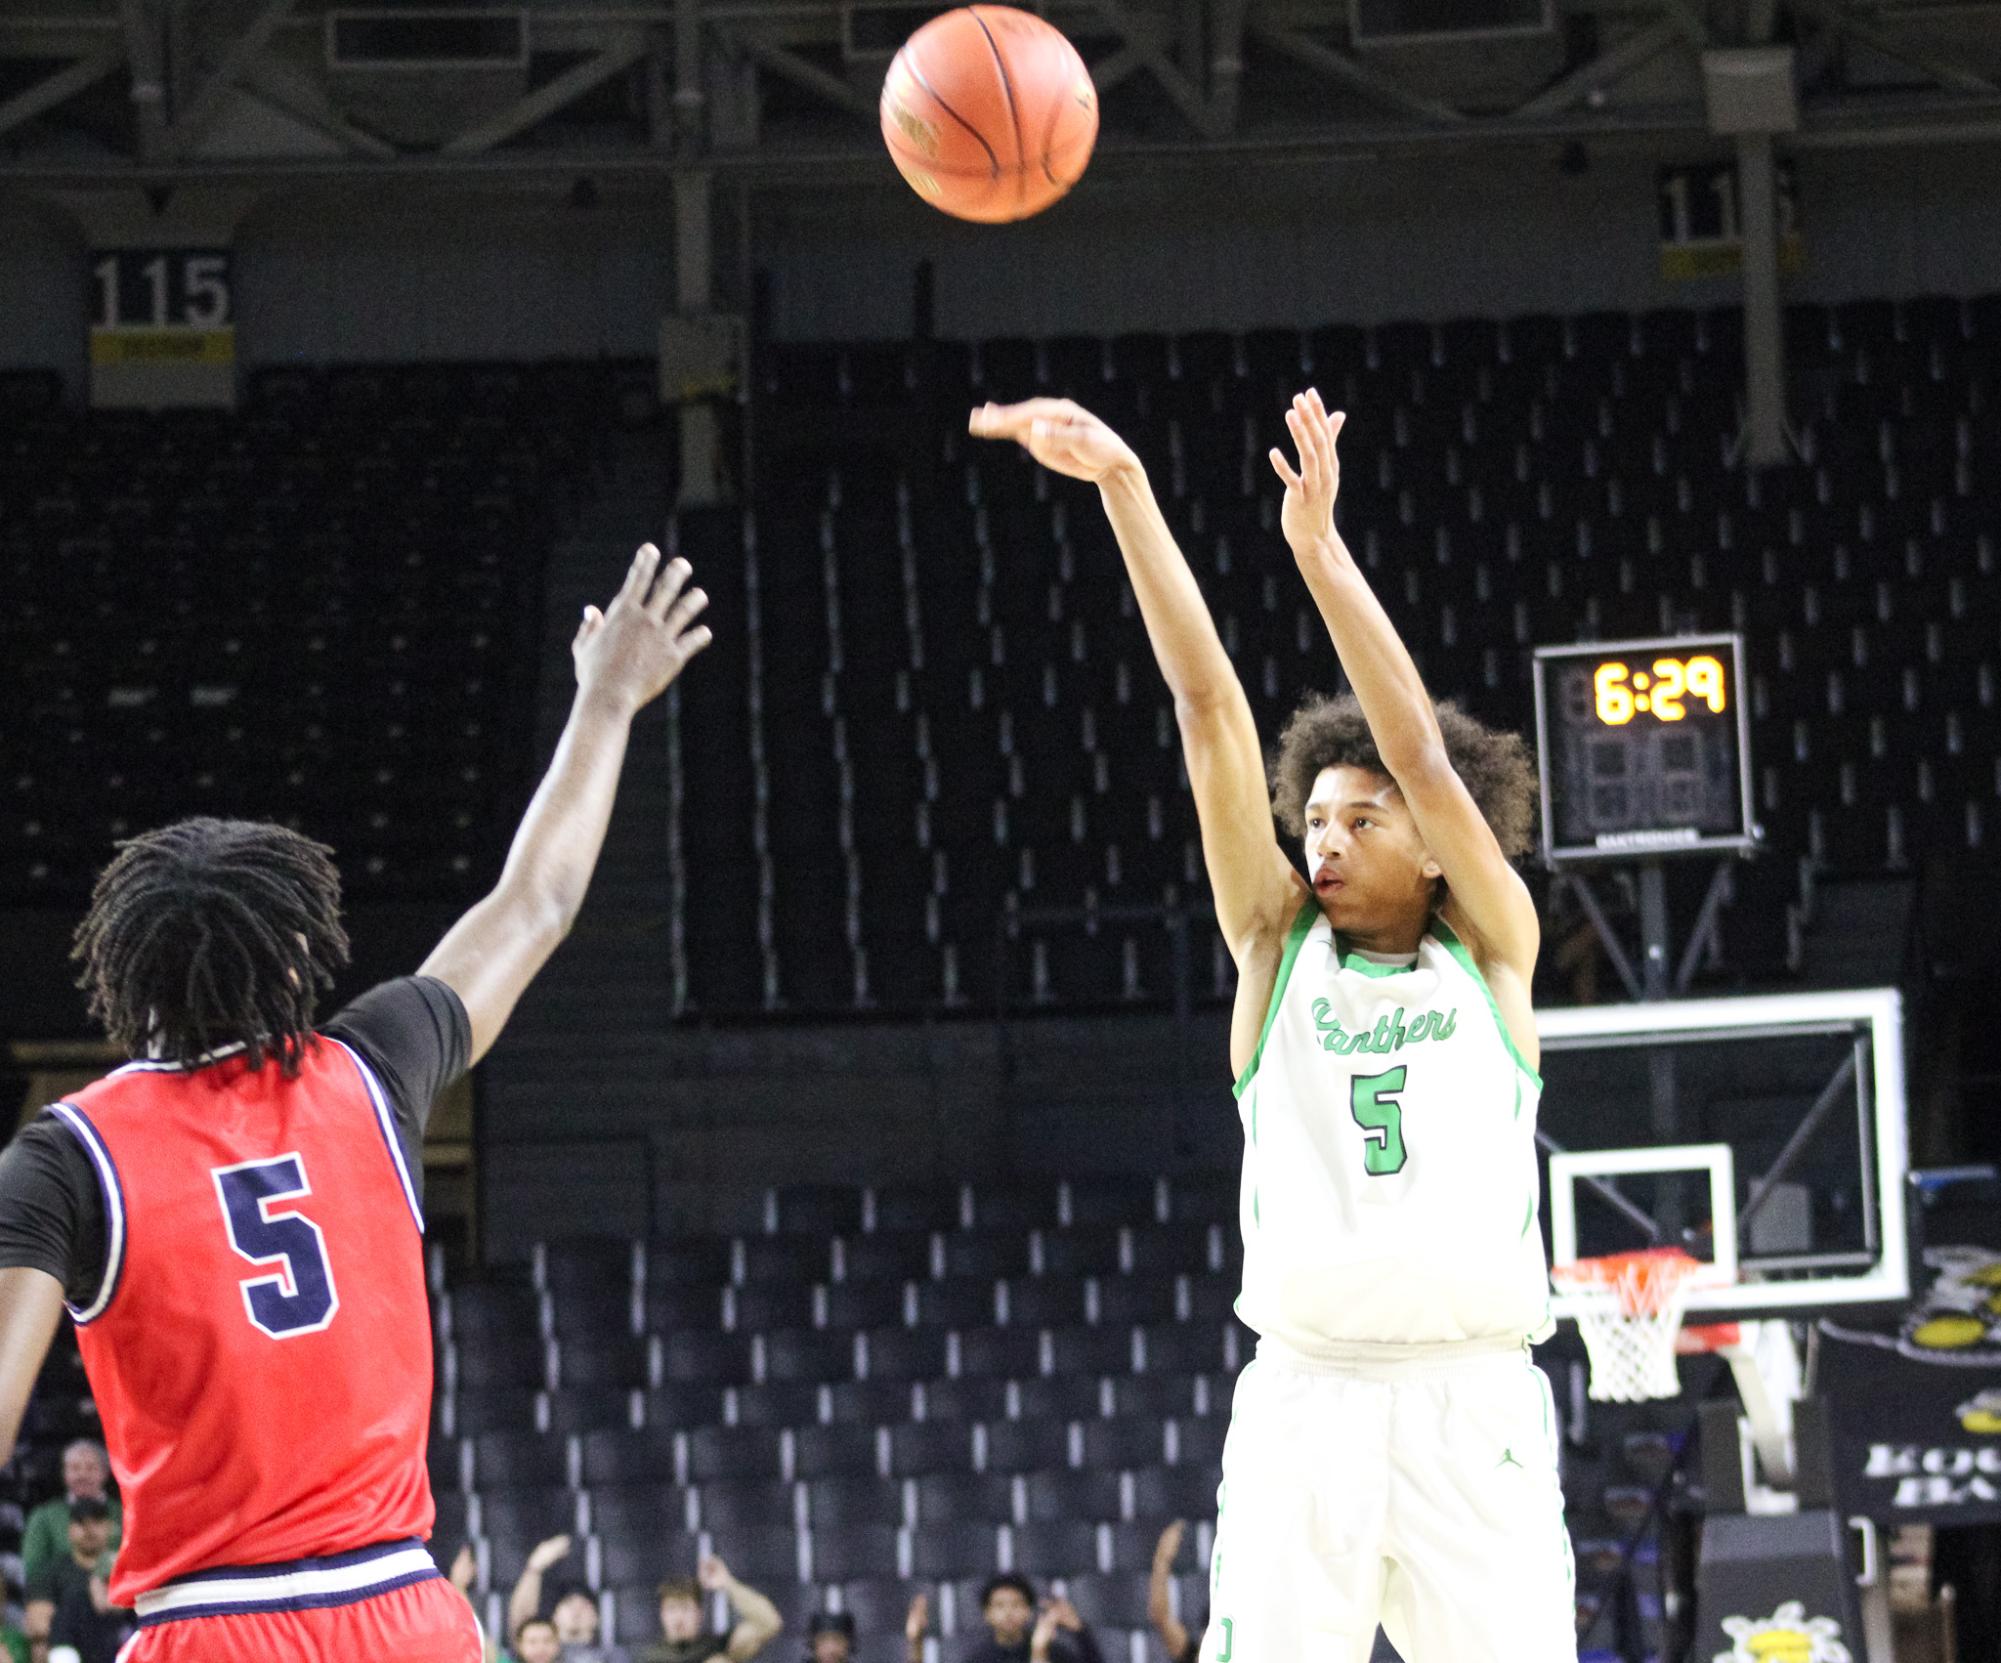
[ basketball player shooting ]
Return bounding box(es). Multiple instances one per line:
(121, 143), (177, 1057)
(971, 391), (1573, 1661)
(0, 545), (710, 1663)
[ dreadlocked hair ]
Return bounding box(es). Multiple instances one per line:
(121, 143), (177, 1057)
(1270, 691), (1538, 863)
(72, 818), (350, 1075)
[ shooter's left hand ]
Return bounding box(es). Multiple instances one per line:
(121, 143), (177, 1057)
(1269, 388), (1346, 561)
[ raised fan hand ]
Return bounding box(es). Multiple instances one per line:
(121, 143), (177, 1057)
(525, 1534), (572, 1573)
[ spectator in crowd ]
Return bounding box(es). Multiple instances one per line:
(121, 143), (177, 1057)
(641, 1555), (783, 1663)
(803, 1611), (856, 1663)
(1146, 1523), (1201, 1663)
(509, 1535), (631, 1663)
(905, 1578), (1102, 1663)
(447, 1546), (484, 1649)
(21, 1442), (121, 1592)
(512, 1618), (564, 1663)
(26, 1498), (128, 1663)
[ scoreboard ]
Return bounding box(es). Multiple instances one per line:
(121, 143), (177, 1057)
(1532, 634), (1756, 865)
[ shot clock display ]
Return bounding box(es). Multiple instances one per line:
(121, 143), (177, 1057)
(1532, 634), (1755, 864)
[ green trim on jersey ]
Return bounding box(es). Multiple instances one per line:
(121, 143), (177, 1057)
(1431, 917), (1543, 1088)
(1232, 899), (1319, 1100)
(1334, 940), (1414, 979)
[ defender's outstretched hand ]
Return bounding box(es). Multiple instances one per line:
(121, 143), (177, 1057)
(1269, 388), (1347, 558)
(970, 398), (1139, 484)
(572, 542), (713, 714)
(419, 543), (714, 1070)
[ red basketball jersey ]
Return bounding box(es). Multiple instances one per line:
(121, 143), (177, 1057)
(52, 1034), (436, 1607)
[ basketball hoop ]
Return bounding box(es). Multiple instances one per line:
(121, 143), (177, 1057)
(1552, 1247), (1723, 1402)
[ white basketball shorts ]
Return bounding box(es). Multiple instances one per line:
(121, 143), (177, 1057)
(1201, 1339), (1577, 1663)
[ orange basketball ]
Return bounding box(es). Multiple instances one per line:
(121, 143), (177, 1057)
(880, 6), (1098, 224)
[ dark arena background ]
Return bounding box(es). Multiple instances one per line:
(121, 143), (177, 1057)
(5, 2), (2001, 1660)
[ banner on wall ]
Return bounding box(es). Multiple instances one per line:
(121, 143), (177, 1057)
(1818, 1237), (2001, 1526)
(89, 246), (236, 408)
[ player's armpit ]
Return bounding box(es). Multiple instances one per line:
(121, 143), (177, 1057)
(0, 1267), (67, 1460)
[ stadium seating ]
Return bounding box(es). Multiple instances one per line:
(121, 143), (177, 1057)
(8, 297), (1971, 1650)
(669, 295), (2001, 1014)
(412, 1178), (1693, 1658)
(0, 360), (648, 904)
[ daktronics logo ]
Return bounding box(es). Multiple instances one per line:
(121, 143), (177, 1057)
(1863, 1442), (2001, 1508)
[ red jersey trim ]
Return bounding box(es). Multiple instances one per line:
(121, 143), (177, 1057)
(45, 1102), (127, 1324)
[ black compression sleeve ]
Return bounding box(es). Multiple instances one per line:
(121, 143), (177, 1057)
(0, 1116), (105, 1308)
(321, 975), (472, 1205)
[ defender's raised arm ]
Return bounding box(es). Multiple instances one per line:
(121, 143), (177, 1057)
(420, 543), (712, 1065)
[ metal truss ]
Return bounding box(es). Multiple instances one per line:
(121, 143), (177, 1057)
(2, 0), (2001, 184)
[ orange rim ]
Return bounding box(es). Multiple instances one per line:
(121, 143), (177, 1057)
(1553, 1246), (1709, 1318)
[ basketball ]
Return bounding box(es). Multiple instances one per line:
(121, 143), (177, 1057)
(879, 5), (1098, 223)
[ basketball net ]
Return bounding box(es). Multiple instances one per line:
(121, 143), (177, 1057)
(1552, 1247), (1732, 1403)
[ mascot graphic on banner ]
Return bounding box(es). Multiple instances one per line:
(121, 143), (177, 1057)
(1902, 1247), (2001, 1359)
(1959, 1386), (2001, 1434)
(1712, 1601), (1851, 1663)
(1822, 1245), (2001, 1364)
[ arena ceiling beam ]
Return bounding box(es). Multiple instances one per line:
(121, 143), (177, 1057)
(442, 32), (652, 154)
(1086, 47), (1149, 98)
(0, 40), (124, 141)
(1789, 0), (2001, 94)
(728, 31), (878, 119)
(115, 0), (165, 161)
(6, 1), (2001, 183)
(1515, 16), (1691, 115)
(239, 52), (398, 158)
(8, 93), (2001, 186)
(1243, 20), (1472, 125)
(1207, 0), (1247, 131)
(166, 0), (303, 158)
(1086, 0), (1227, 136)
(1656, 0), (1713, 42)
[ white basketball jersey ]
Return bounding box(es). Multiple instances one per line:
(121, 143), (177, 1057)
(1233, 901), (1553, 1351)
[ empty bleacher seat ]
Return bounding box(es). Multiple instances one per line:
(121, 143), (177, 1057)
(888, 1421), (975, 1478)
(807, 1523), (904, 1584)
(806, 1475), (906, 1527)
(581, 1426), (678, 1487)
(793, 1425), (883, 1481)
(983, 1420), (1071, 1475)
(591, 1483), (693, 1540)
(687, 1426), (785, 1483)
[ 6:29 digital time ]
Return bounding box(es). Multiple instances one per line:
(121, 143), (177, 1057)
(1592, 655), (1727, 725)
